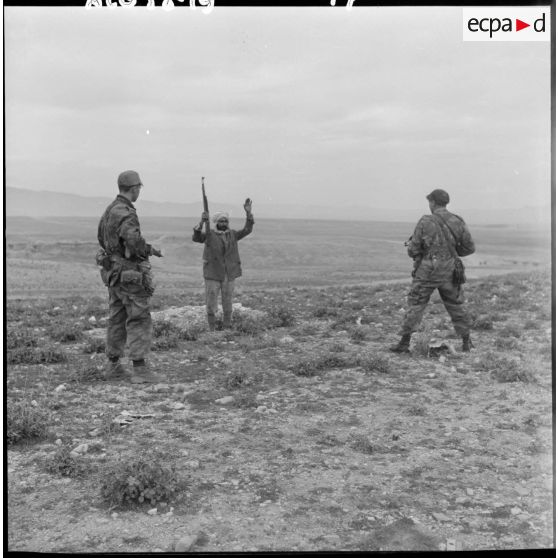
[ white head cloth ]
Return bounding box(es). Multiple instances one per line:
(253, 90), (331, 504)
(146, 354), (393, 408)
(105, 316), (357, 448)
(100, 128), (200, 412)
(212, 211), (230, 223)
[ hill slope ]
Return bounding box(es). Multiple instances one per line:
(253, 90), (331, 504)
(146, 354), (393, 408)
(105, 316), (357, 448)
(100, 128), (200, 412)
(5, 186), (551, 225)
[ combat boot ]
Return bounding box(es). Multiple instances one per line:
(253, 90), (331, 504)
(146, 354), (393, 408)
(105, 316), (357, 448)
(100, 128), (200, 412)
(104, 360), (130, 381)
(207, 315), (216, 332)
(462, 334), (474, 352)
(129, 361), (163, 384)
(389, 333), (412, 354)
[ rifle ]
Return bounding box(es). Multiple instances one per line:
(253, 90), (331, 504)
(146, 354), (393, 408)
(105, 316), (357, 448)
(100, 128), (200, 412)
(201, 176), (210, 235)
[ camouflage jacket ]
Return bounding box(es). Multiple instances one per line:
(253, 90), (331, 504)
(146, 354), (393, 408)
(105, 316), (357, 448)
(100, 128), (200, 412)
(407, 208), (475, 262)
(97, 195), (153, 261)
(192, 216), (254, 281)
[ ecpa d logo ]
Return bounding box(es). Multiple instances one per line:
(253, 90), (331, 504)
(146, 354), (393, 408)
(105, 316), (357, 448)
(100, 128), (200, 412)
(463, 7), (550, 41)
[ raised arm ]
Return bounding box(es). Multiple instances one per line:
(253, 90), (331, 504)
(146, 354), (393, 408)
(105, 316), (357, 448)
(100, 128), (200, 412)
(235, 198), (255, 241)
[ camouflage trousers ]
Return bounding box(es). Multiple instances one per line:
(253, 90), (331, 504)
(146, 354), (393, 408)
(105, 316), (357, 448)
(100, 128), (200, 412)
(105, 283), (152, 361)
(205, 277), (235, 323)
(399, 260), (471, 337)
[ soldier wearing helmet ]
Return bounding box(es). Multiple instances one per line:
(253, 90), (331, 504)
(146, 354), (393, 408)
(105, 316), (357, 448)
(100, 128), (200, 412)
(390, 188), (476, 354)
(97, 170), (164, 383)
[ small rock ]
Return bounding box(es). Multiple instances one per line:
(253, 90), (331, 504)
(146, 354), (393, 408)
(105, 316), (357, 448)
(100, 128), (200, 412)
(432, 512), (451, 522)
(255, 406), (268, 413)
(171, 402), (186, 410)
(215, 396), (234, 405)
(147, 508), (158, 515)
(186, 460), (200, 470)
(55, 439), (63, 446)
(31, 400), (38, 407)
(267, 408), (278, 414)
(511, 507), (522, 515)
(153, 384), (171, 393)
(174, 535), (198, 552)
(72, 443), (89, 455)
(256, 394), (266, 401)
(466, 488), (475, 496)
(279, 336), (295, 344)
(89, 429), (100, 437)
(54, 384), (66, 393)
(111, 512), (119, 519)
(88, 316), (97, 324)
(455, 496), (468, 504)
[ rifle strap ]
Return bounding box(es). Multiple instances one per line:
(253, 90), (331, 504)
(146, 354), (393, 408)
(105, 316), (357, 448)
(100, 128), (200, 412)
(432, 214), (459, 259)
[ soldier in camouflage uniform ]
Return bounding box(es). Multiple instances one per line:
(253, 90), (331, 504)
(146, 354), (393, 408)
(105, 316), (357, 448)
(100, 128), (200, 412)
(390, 189), (476, 353)
(97, 170), (164, 383)
(192, 199), (254, 331)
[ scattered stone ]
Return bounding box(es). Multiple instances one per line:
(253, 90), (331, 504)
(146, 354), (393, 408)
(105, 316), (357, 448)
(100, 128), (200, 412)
(72, 443), (89, 455)
(54, 384), (66, 393)
(215, 396), (234, 405)
(511, 507), (522, 515)
(279, 336), (295, 344)
(31, 400), (38, 407)
(55, 439), (63, 446)
(171, 402), (186, 410)
(153, 384), (171, 393)
(147, 508), (158, 516)
(255, 406), (268, 413)
(455, 497), (469, 505)
(88, 316), (97, 324)
(432, 512), (451, 522)
(256, 394), (266, 402)
(186, 460), (201, 470)
(174, 535), (198, 552)
(111, 512), (119, 519)
(89, 429), (100, 437)
(466, 488), (475, 496)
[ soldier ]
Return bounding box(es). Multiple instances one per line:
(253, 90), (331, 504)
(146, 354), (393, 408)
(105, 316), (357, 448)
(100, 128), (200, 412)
(97, 170), (164, 383)
(390, 189), (476, 354)
(192, 199), (254, 331)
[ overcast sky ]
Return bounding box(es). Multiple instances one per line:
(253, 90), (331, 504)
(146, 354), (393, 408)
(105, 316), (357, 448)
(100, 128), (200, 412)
(5, 5), (551, 212)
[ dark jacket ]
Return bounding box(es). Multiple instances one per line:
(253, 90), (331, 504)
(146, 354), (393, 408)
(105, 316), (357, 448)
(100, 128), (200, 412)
(192, 216), (254, 281)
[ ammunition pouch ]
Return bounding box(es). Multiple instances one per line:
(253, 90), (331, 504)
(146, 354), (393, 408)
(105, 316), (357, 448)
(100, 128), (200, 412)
(453, 258), (466, 285)
(109, 255), (155, 295)
(120, 269), (143, 286)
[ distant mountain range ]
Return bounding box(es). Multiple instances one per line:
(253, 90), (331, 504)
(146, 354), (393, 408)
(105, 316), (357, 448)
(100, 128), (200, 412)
(4, 186), (551, 226)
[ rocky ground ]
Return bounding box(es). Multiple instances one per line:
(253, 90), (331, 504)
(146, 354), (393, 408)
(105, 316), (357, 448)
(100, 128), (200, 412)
(6, 270), (554, 552)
